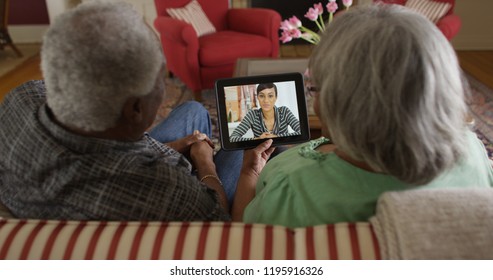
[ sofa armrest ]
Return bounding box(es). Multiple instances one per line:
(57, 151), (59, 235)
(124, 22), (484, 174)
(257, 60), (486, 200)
(154, 16), (199, 47)
(436, 14), (461, 40)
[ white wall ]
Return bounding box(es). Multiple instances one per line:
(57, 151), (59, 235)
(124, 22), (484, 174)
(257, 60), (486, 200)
(452, 0), (493, 50)
(13, 0), (158, 43)
(357, 0), (493, 50)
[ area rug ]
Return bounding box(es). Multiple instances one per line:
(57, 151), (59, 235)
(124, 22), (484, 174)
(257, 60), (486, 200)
(0, 44), (41, 77)
(466, 73), (493, 159)
(153, 74), (493, 159)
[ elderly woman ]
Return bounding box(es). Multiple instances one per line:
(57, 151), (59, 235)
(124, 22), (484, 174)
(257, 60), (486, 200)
(0, 1), (245, 220)
(230, 83), (301, 142)
(232, 4), (493, 227)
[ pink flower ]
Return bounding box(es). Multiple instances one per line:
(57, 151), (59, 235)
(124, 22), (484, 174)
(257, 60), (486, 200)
(280, 30), (293, 43)
(288, 16), (302, 28)
(280, 20), (292, 31)
(305, 3), (324, 21)
(343, 0), (353, 7)
(279, 0), (351, 45)
(289, 28), (302, 38)
(280, 16), (302, 31)
(280, 29), (302, 43)
(305, 8), (319, 21)
(314, 3), (324, 15)
(326, 1), (338, 14)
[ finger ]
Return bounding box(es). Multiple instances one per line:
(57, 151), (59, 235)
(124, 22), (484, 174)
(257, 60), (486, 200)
(254, 139), (273, 153)
(264, 147), (276, 158)
(188, 133), (207, 144)
(204, 138), (215, 149)
(193, 130), (200, 135)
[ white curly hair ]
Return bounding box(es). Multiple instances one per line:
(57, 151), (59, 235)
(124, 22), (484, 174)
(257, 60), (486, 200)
(41, 1), (164, 131)
(309, 4), (468, 185)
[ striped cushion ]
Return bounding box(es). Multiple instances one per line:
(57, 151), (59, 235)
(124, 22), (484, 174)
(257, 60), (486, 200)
(167, 0), (216, 37)
(405, 0), (452, 23)
(0, 219), (380, 260)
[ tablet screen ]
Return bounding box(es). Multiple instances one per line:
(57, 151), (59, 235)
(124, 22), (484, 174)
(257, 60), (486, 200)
(215, 72), (310, 150)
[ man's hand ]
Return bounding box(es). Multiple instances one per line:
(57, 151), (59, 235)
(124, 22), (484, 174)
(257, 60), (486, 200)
(166, 130), (214, 155)
(190, 137), (215, 167)
(190, 135), (228, 210)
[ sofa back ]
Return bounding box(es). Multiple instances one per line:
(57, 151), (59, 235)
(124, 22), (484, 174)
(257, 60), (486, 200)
(0, 219), (379, 260)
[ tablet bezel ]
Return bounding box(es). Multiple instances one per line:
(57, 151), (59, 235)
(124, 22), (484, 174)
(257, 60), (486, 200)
(215, 72), (310, 150)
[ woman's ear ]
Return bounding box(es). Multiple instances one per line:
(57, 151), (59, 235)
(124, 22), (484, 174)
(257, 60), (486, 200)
(121, 96), (144, 124)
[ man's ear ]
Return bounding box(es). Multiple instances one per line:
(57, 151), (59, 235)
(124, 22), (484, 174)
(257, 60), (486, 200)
(121, 97), (143, 124)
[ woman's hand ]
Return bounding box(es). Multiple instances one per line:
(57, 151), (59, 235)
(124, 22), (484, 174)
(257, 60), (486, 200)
(166, 130), (214, 155)
(241, 139), (276, 177)
(232, 139), (275, 220)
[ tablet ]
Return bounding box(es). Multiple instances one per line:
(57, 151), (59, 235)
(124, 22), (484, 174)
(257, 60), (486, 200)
(215, 72), (310, 150)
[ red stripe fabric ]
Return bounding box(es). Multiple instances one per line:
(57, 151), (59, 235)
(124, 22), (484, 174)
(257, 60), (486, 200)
(285, 228), (295, 260)
(219, 223), (231, 259)
(0, 220), (27, 259)
(63, 221), (87, 260)
(326, 224), (338, 260)
(241, 224), (252, 260)
(195, 222), (210, 260)
(348, 224), (361, 260)
(305, 227), (315, 260)
(20, 220), (47, 259)
(151, 223), (169, 260)
(370, 224), (381, 260)
(173, 222), (190, 260)
(107, 222), (128, 260)
(41, 220), (67, 259)
(85, 221), (107, 260)
(129, 221), (148, 260)
(264, 225), (273, 260)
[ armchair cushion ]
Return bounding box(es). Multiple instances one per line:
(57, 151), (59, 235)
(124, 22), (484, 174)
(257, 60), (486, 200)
(199, 31), (272, 67)
(405, 0), (452, 23)
(166, 0), (215, 37)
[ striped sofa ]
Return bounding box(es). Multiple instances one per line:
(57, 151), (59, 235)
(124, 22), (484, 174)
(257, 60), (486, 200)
(0, 219), (380, 260)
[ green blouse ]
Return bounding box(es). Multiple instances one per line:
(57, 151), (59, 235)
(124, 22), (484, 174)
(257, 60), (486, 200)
(243, 131), (493, 228)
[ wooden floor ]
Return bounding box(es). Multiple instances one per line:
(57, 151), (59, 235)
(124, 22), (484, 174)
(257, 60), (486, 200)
(0, 47), (492, 102)
(0, 55), (42, 101)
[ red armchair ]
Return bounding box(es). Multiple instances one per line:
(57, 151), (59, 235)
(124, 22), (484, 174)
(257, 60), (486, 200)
(374, 0), (461, 41)
(154, 0), (281, 100)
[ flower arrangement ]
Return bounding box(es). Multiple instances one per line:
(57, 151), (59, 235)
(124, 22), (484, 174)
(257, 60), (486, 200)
(280, 0), (353, 44)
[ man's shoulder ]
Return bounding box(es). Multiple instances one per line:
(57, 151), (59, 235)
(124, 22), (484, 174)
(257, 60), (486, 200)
(2, 80), (46, 110)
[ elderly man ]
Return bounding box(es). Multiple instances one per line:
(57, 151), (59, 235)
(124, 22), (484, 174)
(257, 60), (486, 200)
(0, 2), (247, 220)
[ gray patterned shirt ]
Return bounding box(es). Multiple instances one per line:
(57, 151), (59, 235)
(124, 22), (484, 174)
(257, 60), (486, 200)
(0, 80), (229, 221)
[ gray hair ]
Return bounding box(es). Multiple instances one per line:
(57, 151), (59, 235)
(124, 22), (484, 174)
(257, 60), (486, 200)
(41, 1), (164, 131)
(309, 4), (468, 185)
